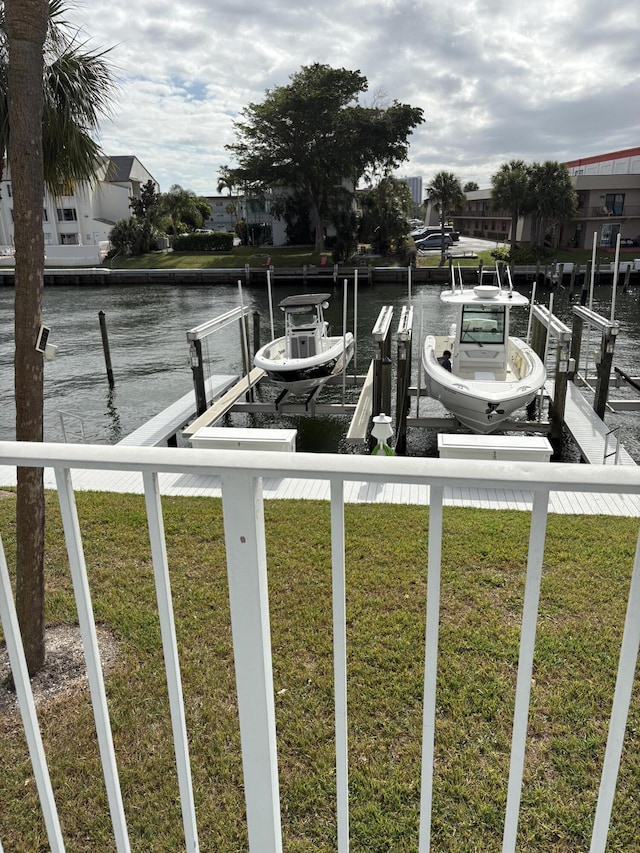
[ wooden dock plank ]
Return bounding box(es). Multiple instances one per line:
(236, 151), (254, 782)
(183, 368), (266, 435)
(346, 360), (374, 444)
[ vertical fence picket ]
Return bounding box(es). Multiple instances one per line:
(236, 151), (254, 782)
(54, 466), (131, 853)
(221, 472), (282, 853)
(0, 535), (65, 852)
(502, 488), (550, 852)
(331, 479), (349, 852)
(418, 484), (444, 853)
(590, 528), (640, 852)
(142, 471), (199, 852)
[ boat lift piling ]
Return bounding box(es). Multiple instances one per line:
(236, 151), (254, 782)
(187, 304), (253, 416)
(529, 304), (572, 450)
(569, 305), (619, 419)
(371, 306), (394, 448)
(394, 306), (413, 455)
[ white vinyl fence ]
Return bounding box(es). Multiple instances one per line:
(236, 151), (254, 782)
(0, 441), (639, 852)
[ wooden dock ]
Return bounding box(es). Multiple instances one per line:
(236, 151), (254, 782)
(183, 368), (266, 436)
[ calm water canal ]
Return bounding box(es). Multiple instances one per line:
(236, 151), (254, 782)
(1, 278), (639, 458)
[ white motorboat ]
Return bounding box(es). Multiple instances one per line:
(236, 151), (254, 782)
(254, 293), (354, 394)
(422, 277), (546, 433)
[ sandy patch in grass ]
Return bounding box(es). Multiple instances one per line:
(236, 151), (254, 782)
(0, 624), (119, 716)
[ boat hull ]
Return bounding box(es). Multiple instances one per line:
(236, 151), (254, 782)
(423, 335), (546, 434)
(255, 333), (355, 394)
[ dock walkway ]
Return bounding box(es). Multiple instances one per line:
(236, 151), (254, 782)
(549, 380), (637, 466)
(117, 374), (237, 447)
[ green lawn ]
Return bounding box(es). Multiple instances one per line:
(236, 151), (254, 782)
(1, 492), (639, 851)
(107, 244), (630, 272)
(111, 245), (338, 270)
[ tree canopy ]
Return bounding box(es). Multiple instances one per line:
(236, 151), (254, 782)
(359, 176), (413, 256)
(491, 159), (577, 250)
(0, 0), (116, 194)
(491, 159), (530, 248)
(161, 183), (205, 235)
(222, 63), (423, 251)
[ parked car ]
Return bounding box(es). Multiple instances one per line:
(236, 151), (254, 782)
(415, 233), (453, 249)
(412, 226), (459, 242)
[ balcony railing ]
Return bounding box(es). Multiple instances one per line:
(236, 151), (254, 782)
(575, 205), (640, 219)
(1, 440), (640, 852)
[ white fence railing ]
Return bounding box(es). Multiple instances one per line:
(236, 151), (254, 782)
(1, 440), (640, 852)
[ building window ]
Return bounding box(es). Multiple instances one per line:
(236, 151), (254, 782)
(43, 209), (48, 222)
(56, 207), (78, 222)
(6, 183), (11, 198)
(44, 233), (52, 245)
(60, 232), (79, 244)
(605, 194), (624, 215)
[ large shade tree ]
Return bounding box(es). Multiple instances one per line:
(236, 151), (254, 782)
(223, 63), (423, 252)
(426, 170), (465, 263)
(1, 0), (115, 674)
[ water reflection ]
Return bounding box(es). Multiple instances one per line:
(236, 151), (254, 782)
(105, 387), (122, 443)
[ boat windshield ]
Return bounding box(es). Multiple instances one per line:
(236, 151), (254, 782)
(287, 307), (320, 328)
(460, 304), (505, 344)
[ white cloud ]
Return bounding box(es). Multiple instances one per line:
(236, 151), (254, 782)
(65, 0), (640, 196)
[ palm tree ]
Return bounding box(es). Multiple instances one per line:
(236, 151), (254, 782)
(490, 160), (530, 250)
(161, 184), (203, 236)
(426, 171), (465, 263)
(527, 161), (577, 249)
(1, 0), (115, 674)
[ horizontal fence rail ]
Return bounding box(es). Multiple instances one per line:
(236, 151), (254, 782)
(0, 441), (640, 852)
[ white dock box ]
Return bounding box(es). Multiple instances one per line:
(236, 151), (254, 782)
(438, 434), (552, 462)
(190, 426), (297, 452)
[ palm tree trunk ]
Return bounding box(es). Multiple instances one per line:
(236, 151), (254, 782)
(310, 201), (325, 253)
(6, 0), (48, 675)
(511, 213), (518, 248)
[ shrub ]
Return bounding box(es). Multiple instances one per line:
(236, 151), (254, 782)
(109, 217), (158, 256)
(172, 231), (234, 252)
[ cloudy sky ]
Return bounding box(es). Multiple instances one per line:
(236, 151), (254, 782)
(65, 0), (640, 197)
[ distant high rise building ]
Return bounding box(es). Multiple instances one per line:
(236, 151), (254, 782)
(400, 176), (423, 205)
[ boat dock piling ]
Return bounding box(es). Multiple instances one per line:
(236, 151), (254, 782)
(187, 303), (253, 415)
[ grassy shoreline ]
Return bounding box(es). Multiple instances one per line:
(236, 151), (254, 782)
(106, 244), (630, 271)
(1, 490), (639, 851)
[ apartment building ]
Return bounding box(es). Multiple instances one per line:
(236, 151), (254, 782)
(0, 155), (158, 261)
(452, 147), (640, 249)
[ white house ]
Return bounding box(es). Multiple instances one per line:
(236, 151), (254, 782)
(0, 155), (159, 264)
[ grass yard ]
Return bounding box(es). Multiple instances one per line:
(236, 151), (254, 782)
(1, 491), (639, 851)
(108, 243), (631, 272)
(110, 245), (339, 270)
